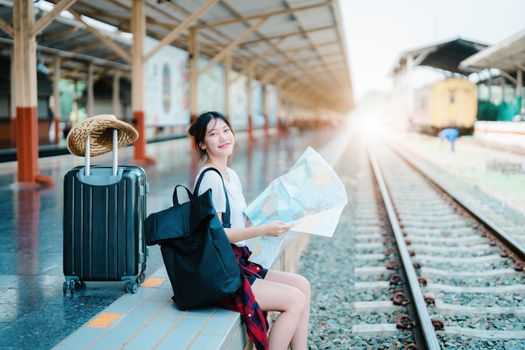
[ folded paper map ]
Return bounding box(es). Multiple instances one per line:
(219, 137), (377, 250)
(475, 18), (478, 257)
(244, 147), (348, 237)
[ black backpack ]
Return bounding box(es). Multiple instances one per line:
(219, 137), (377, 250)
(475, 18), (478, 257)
(145, 168), (241, 309)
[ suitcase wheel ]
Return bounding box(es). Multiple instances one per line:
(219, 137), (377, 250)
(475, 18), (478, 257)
(63, 280), (75, 296)
(125, 280), (139, 294)
(75, 280), (86, 289)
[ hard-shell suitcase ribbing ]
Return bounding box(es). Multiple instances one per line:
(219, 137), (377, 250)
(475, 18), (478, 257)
(63, 129), (148, 294)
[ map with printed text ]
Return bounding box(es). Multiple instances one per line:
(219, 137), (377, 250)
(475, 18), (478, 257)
(244, 147), (348, 237)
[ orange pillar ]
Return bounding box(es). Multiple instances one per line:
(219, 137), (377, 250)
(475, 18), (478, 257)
(53, 116), (60, 144)
(247, 116), (254, 139)
(246, 137), (254, 186)
(133, 110), (146, 158)
(247, 66), (256, 141)
(13, 0), (53, 186)
(276, 93), (286, 135)
(262, 85), (270, 137)
(131, 0), (154, 164)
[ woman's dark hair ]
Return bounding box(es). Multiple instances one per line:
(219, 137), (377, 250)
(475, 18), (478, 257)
(188, 111), (235, 159)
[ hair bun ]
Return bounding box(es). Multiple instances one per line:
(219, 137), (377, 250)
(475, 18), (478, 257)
(188, 122), (195, 136)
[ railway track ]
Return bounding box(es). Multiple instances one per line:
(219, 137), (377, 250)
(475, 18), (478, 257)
(349, 142), (525, 350)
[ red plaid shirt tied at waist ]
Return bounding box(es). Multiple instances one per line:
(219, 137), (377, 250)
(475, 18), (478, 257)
(215, 244), (269, 350)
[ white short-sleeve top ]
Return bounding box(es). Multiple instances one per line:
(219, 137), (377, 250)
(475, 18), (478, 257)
(193, 166), (248, 244)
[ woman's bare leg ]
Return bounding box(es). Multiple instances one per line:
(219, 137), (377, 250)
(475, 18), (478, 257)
(251, 278), (306, 350)
(265, 271), (311, 350)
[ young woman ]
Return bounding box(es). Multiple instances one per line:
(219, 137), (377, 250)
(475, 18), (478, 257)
(188, 111), (311, 350)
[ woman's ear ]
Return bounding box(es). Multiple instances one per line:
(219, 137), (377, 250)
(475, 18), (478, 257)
(199, 142), (206, 150)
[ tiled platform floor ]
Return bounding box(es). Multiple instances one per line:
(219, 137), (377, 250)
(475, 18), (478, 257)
(54, 269), (246, 350)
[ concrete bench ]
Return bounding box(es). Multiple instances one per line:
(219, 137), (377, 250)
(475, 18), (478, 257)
(54, 233), (308, 350)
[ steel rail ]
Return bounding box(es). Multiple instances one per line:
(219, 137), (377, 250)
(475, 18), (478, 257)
(387, 140), (525, 264)
(367, 145), (442, 350)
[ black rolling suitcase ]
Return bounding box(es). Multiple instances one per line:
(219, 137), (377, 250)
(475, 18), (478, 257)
(63, 128), (148, 295)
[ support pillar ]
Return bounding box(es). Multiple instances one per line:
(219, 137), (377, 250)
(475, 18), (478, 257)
(246, 65), (255, 141)
(87, 63), (94, 116)
(277, 90), (285, 134)
(500, 75), (505, 104)
(112, 69), (121, 117)
(488, 71), (493, 103)
(189, 28), (199, 123)
(13, 0), (53, 186)
(131, 0), (153, 163)
(224, 54), (231, 117)
(405, 55), (414, 123)
(518, 69), (525, 116)
(53, 57), (61, 144)
(262, 85), (269, 137)
(10, 47), (16, 147)
(72, 79), (78, 122)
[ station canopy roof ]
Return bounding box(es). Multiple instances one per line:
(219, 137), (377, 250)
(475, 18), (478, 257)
(392, 37), (488, 75)
(0, 1), (133, 79)
(0, 0), (354, 111)
(460, 28), (525, 73)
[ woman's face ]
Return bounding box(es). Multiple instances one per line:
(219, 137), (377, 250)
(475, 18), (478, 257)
(200, 118), (235, 159)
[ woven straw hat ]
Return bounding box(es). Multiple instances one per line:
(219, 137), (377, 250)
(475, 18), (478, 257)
(66, 114), (139, 157)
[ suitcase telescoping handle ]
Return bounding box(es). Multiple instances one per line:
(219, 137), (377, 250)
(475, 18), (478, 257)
(84, 128), (118, 176)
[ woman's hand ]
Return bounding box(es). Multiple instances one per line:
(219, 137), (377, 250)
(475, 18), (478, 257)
(260, 221), (294, 237)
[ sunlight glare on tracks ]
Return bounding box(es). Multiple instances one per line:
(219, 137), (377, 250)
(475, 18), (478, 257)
(355, 112), (387, 142)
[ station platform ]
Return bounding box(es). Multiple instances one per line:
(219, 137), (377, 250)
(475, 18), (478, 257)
(470, 133), (525, 156)
(471, 121), (525, 155)
(0, 127), (348, 349)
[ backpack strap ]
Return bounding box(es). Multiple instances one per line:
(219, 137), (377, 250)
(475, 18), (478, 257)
(194, 167), (231, 229)
(172, 185), (193, 206)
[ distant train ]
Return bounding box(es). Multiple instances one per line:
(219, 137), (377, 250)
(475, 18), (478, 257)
(411, 78), (477, 135)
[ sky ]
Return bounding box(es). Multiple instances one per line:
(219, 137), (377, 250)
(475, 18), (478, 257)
(339, 0), (525, 101)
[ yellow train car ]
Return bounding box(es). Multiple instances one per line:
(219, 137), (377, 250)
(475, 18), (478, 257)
(412, 78), (477, 135)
